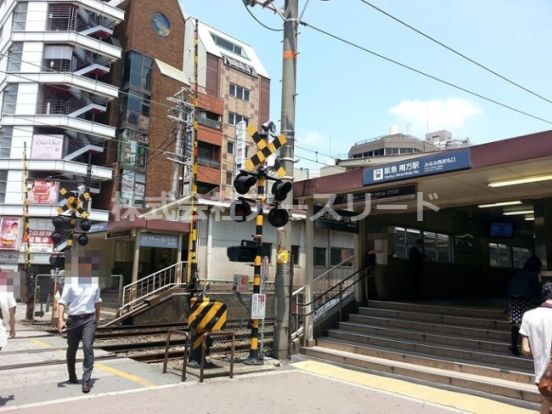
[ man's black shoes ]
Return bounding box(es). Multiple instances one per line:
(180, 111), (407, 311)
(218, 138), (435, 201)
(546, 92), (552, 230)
(68, 377), (79, 384)
(82, 381), (91, 393)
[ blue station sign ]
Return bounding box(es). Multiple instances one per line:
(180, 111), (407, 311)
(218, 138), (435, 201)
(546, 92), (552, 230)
(362, 148), (471, 185)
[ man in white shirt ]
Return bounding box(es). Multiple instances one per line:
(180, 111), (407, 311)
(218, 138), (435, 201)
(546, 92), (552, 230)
(521, 281), (552, 414)
(57, 277), (101, 393)
(0, 291), (16, 350)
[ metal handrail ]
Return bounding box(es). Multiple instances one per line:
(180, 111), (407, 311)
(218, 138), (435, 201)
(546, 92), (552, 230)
(162, 329), (190, 382)
(290, 266), (370, 341)
(200, 331), (235, 383)
(120, 261), (187, 312)
(313, 254), (355, 283)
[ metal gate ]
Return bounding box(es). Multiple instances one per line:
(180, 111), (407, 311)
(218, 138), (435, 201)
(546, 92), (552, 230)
(32, 273), (62, 325)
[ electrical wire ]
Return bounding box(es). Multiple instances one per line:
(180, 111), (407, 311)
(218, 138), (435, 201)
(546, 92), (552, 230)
(358, 0), (552, 105)
(242, 1), (282, 32)
(299, 20), (552, 126)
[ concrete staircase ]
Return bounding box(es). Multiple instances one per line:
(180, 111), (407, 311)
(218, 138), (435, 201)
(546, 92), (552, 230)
(301, 300), (539, 410)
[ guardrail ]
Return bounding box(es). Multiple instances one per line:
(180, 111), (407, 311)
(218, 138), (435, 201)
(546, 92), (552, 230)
(162, 329), (190, 382)
(200, 331), (235, 383)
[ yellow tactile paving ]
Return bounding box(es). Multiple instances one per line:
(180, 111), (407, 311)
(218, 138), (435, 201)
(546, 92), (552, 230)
(95, 363), (156, 389)
(292, 360), (534, 414)
(29, 338), (53, 348)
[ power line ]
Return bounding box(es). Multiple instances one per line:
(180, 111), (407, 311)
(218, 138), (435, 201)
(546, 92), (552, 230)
(358, 0), (552, 105)
(299, 20), (552, 126)
(242, 1), (282, 32)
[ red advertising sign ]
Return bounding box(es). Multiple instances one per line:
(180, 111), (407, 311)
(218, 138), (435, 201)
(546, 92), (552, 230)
(0, 218), (21, 250)
(28, 180), (59, 204)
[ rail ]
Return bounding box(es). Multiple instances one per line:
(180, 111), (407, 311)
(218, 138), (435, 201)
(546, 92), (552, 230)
(120, 261), (187, 313)
(290, 265), (370, 342)
(162, 329), (190, 382)
(200, 331), (235, 383)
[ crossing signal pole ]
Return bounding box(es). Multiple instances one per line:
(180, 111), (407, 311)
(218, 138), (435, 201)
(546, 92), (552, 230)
(227, 123), (292, 365)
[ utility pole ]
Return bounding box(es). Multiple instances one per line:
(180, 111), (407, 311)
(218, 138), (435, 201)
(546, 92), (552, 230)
(168, 87), (194, 201)
(273, 0), (298, 360)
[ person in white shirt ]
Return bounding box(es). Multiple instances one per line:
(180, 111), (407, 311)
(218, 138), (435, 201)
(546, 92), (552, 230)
(0, 291), (16, 350)
(520, 281), (552, 414)
(57, 277), (101, 394)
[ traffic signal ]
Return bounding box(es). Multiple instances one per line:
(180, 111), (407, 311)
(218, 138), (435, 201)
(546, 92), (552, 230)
(234, 172), (257, 195)
(227, 240), (258, 262)
(51, 216), (70, 247)
(230, 198), (252, 222)
(77, 234), (89, 246)
(271, 180), (292, 202)
(267, 206), (289, 228)
(267, 179), (292, 227)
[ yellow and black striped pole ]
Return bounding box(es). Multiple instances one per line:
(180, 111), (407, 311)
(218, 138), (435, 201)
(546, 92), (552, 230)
(186, 18), (200, 291)
(244, 176), (265, 365)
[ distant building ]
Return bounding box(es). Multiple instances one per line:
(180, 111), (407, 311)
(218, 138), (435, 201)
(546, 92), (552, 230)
(348, 133), (439, 159)
(425, 130), (470, 150)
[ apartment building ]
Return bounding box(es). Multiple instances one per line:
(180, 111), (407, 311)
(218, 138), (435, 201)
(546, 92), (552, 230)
(0, 0), (123, 272)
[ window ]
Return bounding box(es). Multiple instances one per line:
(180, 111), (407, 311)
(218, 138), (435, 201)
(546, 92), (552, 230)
(393, 227), (421, 259)
(7, 43), (23, 72)
(489, 243), (512, 268)
(314, 247), (326, 267)
(393, 227), (452, 262)
(0, 127), (13, 158)
(291, 245), (299, 266)
(121, 91), (150, 130)
(123, 51), (153, 92)
(229, 83), (250, 101)
(119, 130), (148, 169)
(330, 247), (354, 266)
(211, 34), (248, 59)
(47, 4), (76, 31)
(12, 2), (27, 31)
(227, 141), (234, 154)
(226, 171), (233, 185)
(423, 231), (451, 262)
(1, 84), (18, 116)
(0, 170), (7, 203)
(512, 247), (531, 269)
(228, 112), (249, 126)
(43, 44), (74, 72)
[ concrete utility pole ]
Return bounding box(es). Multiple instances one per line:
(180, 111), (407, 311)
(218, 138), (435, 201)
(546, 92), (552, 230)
(273, 0), (298, 360)
(168, 87), (194, 201)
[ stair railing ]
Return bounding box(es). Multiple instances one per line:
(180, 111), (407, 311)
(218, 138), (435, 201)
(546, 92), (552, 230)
(291, 263), (371, 342)
(120, 261), (187, 313)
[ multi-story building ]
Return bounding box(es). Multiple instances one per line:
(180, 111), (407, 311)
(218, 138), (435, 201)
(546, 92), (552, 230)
(348, 132), (439, 159)
(0, 0), (124, 272)
(184, 19), (270, 200)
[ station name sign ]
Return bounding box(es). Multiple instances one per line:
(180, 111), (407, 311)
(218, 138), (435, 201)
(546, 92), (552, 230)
(362, 148), (471, 185)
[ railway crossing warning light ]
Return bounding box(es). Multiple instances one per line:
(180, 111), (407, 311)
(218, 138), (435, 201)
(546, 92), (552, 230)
(233, 171), (257, 195)
(50, 188), (92, 250)
(267, 179), (292, 228)
(227, 240), (258, 262)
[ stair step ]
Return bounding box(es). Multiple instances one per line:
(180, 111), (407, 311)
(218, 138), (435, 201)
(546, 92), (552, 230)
(358, 307), (510, 330)
(302, 346), (538, 405)
(327, 329), (533, 371)
(349, 314), (509, 341)
(338, 322), (508, 353)
(366, 300), (506, 319)
(316, 338), (533, 384)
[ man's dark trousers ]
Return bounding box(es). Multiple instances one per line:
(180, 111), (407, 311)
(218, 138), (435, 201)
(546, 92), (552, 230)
(66, 314), (96, 382)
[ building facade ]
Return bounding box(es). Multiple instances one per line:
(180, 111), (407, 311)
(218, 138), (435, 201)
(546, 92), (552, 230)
(0, 0), (124, 272)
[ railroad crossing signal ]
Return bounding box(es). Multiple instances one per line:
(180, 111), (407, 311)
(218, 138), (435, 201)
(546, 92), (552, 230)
(244, 124), (287, 177)
(51, 188), (91, 250)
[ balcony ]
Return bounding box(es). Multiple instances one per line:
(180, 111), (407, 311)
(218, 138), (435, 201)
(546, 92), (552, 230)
(197, 156), (221, 170)
(197, 116), (221, 130)
(197, 165), (221, 186)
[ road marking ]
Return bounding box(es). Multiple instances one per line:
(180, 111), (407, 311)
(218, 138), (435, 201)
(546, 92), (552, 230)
(95, 363), (156, 388)
(30, 338), (53, 348)
(292, 360), (533, 414)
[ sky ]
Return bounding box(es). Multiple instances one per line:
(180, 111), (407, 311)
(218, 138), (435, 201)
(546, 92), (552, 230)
(180, 0), (552, 173)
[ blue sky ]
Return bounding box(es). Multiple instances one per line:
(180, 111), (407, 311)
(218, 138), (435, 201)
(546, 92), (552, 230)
(180, 0), (552, 172)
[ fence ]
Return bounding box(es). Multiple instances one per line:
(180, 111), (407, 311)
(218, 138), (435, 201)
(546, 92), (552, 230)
(198, 279), (274, 359)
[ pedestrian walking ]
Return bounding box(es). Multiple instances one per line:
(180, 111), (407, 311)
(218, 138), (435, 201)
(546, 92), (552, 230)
(0, 290), (16, 350)
(520, 281), (552, 414)
(57, 277), (102, 393)
(508, 255), (542, 355)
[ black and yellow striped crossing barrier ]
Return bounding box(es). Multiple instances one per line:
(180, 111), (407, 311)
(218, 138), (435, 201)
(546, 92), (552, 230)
(188, 297), (228, 364)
